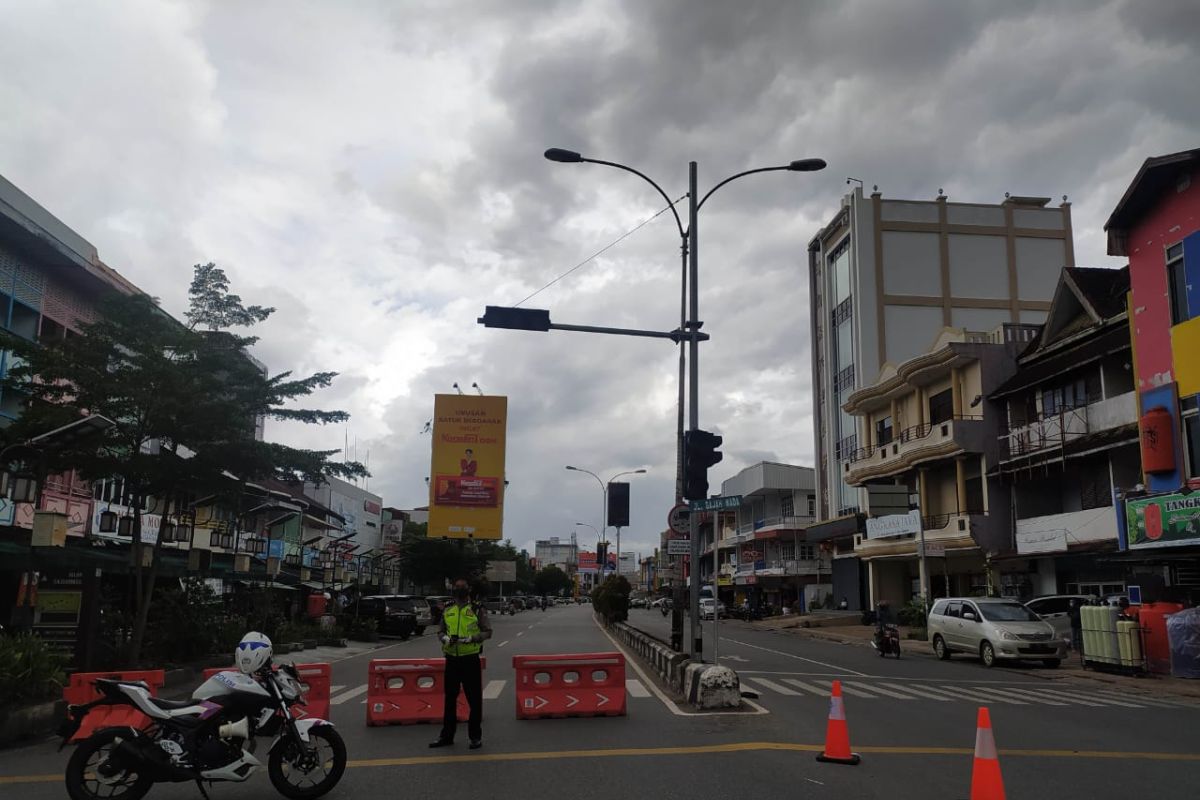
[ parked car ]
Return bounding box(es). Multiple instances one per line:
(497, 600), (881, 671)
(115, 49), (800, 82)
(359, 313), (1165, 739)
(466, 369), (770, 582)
(354, 595), (418, 639)
(1025, 594), (1096, 643)
(699, 598), (726, 620)
(630, 596), (648, 609)
(484, 596), (513, 615)
(426, 595), (451, 625)
(929, 597), (1068, 668)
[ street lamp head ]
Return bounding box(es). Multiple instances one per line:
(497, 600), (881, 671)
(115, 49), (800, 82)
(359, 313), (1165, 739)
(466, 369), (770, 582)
(788, 158), (827, 172)
(545, 148), (584, 163)
(565, 465), (578, 471)
(634, 469), (647, 474)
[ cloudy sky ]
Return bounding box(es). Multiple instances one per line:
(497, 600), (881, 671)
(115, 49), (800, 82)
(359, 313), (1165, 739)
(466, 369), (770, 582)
(2, 0), (1197, 561)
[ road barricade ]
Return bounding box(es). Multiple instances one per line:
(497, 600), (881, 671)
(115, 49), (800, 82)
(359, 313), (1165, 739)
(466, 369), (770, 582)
(366, 657), (485, 726)
(513, 652), (626, 719)
(64, 670), (165, 741)
(201, 663), (331, 721)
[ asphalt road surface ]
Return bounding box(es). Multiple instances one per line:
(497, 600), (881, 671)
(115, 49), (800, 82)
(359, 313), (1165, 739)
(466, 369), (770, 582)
(3, 604), (1199, 799)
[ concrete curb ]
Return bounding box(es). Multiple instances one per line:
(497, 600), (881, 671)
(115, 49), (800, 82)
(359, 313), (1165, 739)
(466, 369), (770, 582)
(683, 662), (741, 709)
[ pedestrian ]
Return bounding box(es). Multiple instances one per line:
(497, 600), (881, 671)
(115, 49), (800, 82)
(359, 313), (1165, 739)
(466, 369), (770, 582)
(838, 596), (849, 611)
(430, 579), (491, 750)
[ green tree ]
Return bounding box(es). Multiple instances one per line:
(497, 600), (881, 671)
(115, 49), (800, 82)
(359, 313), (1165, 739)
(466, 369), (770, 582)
(533, 565), (573, 597)
(0, 264), (365, 664)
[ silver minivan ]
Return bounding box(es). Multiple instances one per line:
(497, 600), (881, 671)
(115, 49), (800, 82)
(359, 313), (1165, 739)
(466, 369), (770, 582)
(928, 597), (1069, 668)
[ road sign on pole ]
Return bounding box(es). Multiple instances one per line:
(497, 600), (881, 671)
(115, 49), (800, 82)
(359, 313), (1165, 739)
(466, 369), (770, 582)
(667, 504), (690, 534)
(687, 495), (742, 512)
(667, 539), (691, 556)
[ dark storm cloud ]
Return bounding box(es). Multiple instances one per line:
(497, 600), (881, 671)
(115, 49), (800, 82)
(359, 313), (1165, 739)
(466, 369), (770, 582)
(2, 0), (1196, 559)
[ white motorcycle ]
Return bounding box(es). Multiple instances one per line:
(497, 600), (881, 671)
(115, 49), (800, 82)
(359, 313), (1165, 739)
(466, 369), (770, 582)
(60, 660), (345, 800)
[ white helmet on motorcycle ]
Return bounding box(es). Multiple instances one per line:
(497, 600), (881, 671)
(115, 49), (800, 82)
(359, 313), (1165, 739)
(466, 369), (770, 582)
(235, 631), (273, 674)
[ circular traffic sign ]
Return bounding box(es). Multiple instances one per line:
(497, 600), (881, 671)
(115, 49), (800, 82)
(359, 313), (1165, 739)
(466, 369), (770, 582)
(667, 504), (690, 534)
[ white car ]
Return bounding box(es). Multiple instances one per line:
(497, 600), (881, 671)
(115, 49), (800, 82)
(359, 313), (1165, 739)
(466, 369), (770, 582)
(699, 598), (726, 620)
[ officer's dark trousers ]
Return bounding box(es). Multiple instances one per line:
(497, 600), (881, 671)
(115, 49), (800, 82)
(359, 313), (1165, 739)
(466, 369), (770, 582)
(440, 654), (483, 742)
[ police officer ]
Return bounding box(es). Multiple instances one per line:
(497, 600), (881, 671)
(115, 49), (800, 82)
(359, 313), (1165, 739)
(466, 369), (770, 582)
(430, 579), (492, 750)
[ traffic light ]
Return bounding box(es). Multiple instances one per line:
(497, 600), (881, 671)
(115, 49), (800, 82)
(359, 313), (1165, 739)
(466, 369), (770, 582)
(683, 429), (723, 501)
(596, 541), (608, 570)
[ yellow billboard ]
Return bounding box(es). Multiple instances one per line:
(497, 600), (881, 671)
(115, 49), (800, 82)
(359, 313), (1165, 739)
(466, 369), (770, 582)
(428, 394), (507, 540)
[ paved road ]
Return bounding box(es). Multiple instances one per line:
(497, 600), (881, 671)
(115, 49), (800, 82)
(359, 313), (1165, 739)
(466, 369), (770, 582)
(3, 604), (1199, 799)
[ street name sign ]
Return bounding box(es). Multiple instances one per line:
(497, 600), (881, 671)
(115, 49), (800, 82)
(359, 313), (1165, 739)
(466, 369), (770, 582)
(688, 495), (742, 512)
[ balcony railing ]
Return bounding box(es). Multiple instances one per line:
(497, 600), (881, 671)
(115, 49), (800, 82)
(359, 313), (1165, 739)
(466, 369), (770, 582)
(1000, 392), (1135, 461)
(846, 414), (982, 465)
(735, 515), (811, 535)
(735, 559), (826, 576)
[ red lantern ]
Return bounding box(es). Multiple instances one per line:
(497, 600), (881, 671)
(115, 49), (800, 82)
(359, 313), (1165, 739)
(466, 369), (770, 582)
(1140, 406), (1177, 474)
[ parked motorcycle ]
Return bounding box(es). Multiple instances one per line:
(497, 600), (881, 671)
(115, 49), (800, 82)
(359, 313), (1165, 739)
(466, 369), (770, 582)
(871, 621), (902, 659)
(61, 633), (345, 800)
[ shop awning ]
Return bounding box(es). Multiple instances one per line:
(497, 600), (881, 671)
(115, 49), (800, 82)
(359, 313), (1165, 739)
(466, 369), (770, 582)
(806, 513), (865, 544)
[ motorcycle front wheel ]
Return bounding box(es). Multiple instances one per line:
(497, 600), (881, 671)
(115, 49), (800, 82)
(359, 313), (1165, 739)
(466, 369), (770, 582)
(65, 729), (154, 800)
(268, 725), (347, 800)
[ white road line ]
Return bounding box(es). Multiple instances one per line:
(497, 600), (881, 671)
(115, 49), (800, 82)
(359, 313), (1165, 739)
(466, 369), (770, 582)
(743, 677), (801, 696)
(1091, 689), (1192, 709)
(878, 683), (952, 701)
(626, 679), (651, 698)
(987, 686), (1074, 706)
(482, 680), (506, 700)
(814, 680), (878, 699)
(971, 685), (1067, 706)
(497, 640), (509, 648)
(1033, 687), (1144, 708)
(722, 638), (868, 677)
(330, 685), (345, 693)
(919, 684), (1028, 705)
(330, 684), (369, 705)
(517, 631), (524, 637)
(780, 678), (835, 697)
(842, 681), (915, 700)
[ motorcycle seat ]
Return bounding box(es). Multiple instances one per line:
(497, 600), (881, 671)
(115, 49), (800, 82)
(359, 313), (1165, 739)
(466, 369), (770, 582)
(148, 696), (197, 710)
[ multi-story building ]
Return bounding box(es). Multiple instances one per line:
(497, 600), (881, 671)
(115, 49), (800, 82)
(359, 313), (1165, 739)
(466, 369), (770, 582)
(303, 475), (383, 552)
(990, 267), (1139, 598)
(808, 187), (1074, 525)
(841, 324), (1031, 608)
(706, 462), (825, 612)
(534, 536), (578, 573)
(1104, 147), (1200, 600)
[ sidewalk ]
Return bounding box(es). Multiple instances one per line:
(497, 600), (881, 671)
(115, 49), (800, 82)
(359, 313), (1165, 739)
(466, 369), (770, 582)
(778, 621), (1200, 700)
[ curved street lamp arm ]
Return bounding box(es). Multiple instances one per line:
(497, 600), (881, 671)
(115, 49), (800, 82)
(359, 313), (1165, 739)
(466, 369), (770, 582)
(696, 165), (793, 212)
(582, 157), (686, 240)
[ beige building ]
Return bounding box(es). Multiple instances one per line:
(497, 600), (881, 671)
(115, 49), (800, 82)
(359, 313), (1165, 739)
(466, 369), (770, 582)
(841, 326), (1032, 607)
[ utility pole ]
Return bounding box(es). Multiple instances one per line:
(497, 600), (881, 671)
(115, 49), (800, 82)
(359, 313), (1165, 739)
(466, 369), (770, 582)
(687, 160), (702, 658)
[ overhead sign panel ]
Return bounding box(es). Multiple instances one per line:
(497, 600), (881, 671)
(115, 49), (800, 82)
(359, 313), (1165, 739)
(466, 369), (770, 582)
(428, 394), (507, 540)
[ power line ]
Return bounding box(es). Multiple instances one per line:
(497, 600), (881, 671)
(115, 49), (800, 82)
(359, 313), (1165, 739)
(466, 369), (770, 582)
(513, 194), (687, 307)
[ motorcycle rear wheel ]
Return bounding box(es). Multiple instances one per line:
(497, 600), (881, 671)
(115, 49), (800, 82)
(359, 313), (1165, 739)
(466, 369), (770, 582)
(268, 725), (347, 800)
(65, 729), (154, 800)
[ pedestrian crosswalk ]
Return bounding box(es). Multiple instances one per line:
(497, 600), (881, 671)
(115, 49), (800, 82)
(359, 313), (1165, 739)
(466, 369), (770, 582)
(323, 678), (653, 706)
(737, 675), (1200, 711)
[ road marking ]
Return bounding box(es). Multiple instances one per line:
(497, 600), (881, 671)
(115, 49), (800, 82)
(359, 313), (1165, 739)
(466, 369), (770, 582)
(916, 684), (1028, 705)
(3, 741), (1198, 784)
(842, 681), (914, 700)
(987, 686), (1074, 706)
(878, 683), (952, 701)
(483, 680), (506, 700)
(330, 684), (369, 705)
(722, 638), (868, 676)
(626, 679), (650, 698)
(814, 680), (878, 699)
(780, 678), (834, 697)
(1090, 689), (1192, 709)
(517, 632), (524, 637)
(330, 684), (345, 693)
(1032, 687), (1144, 708)
(497, 640), (510, 648)
(743, 677), (801, 696)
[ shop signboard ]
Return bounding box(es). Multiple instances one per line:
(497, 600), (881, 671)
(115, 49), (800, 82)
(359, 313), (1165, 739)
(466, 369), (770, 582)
(865, 510), (921, 539)
(1125, 491), (1200, 550)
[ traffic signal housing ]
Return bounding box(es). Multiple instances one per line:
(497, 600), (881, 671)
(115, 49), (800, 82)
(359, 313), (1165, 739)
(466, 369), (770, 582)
(683, 429), (723, 501)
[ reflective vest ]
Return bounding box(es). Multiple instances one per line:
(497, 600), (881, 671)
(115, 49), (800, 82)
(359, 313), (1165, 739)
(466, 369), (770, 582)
(442, 603), (483, 656)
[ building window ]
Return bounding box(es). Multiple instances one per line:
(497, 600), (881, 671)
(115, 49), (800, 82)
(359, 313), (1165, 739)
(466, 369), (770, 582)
(1079, 455), (1114, 510)
(808, 495), (816, 516)
(928, 389), (953, 425)
(781, 495), (794, 518)
(1186, 414), (1200, 480)
(1167, 242), (1188, 326)
(875, 416), (893, 446)
(829, 242), (851, 307)
(798, 544), (816, 560)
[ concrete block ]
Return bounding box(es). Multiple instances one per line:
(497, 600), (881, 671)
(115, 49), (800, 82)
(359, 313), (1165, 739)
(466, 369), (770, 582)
(684, 663), (741, 709)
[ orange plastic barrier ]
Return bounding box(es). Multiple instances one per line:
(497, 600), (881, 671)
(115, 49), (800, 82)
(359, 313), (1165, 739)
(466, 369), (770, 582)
(366, 658), (486, 726)
(201, 663), (331, 721)
(512, 652), (626, 719)
(63, 670), (165, 742)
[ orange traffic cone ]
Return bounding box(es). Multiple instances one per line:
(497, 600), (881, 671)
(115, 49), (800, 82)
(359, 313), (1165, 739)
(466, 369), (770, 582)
(969, 707), (1006, 800)
(815, 680), (860, 765)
